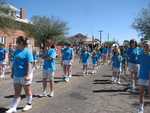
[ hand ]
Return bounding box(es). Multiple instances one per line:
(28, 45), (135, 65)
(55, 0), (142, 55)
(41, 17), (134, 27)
(24, 75), (31, 81)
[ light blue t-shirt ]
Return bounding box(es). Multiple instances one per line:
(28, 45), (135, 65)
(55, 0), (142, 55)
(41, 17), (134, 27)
(111, 54), (122, 68)
(0, 48), (6, 61)
(80, 51), (90, 64)
(92, 54), (98, 65)
(102, 47), (108, 54)
(43, 48), (57, 72)
(12, 48), (33, 78)
(138, 52), (150, 80)
(97, 51), (101, 60)
(127, 47), (140, 64)
(62, 47), (74, 60)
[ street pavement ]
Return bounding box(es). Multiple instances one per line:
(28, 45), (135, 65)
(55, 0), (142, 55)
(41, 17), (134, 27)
(0, 59), (150, 113)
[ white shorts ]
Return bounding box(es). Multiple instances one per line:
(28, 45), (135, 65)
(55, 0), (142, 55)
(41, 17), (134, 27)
(112, 67), (121, 72)
(13, 71), (33, 85)
(128, 63), (138, 72)
(138, 79), (149, 86)
(43, 69), (55, 81)
(63, 60), (72, 65)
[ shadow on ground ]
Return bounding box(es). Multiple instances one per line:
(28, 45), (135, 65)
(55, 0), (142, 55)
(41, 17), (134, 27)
(93, 79), (112, 84)
(0, 107), (23, 113)
(93, 87), (128, 93)
(4, 94), (40, 99)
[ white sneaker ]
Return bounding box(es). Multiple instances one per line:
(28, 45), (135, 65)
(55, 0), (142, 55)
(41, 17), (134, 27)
(82, 71), (86, 75)
(22, 104), (32, 111)
(137, 106), (144, 113)
(39, 91), (48, 97)
(50, 91), (54, 97)
(111, 77), (115, 82)
(69, 74), (72, 78)
(114, 79), (117, 83)
(64, 77), (70, 82)
(5, 108), (17, 113)
(117, 81), (121, 84)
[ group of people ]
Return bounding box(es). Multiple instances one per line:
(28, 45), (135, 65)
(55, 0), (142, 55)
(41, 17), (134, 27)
(78, 39), (150, 113)
(0, 35), (150, 113)
(0, 36), (74, 113)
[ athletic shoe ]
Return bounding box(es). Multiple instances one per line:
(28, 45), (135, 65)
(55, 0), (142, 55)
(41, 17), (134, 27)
(39, 91), (48, 97)
(111, 77), (115, 82)
(64, 77), (70, 82)
(82, 71), (86, 75)
(5, 108), (17, 113)
(69, 74), (72, 78)
(22, 104), (32, 111)
(137, 106), (144, 113)
(117, 81), (121, 84)
(50, 91), (54, 97)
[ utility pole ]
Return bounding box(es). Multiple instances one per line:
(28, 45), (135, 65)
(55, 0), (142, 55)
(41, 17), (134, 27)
(107, 32), (110, 41)
(99, 30), (103, 45)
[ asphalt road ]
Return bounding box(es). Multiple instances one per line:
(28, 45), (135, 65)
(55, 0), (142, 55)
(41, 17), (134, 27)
(0, 61), (150, 113)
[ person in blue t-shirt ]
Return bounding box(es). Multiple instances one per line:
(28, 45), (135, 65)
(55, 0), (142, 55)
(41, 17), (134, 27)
(111, 47), (122, 84)
(8, 44), (15, 65)
(136, 41), (150, 113)
(127, 39), (140, 91)
(0, 43), (7, 79)
(61, 43), (74, 82)
(6, 36), (34, 113)
(80, 47), (90, 75)
(40, 44), (57, 97)
(101, 44), (108, 65)
(32, 49), (39, 69)
(91, 50), (98, 74)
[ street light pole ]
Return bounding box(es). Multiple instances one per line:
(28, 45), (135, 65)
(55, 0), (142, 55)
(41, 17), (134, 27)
(99, 30), (103, 45)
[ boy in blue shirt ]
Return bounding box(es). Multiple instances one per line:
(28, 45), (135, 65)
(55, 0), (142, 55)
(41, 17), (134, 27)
(137, 41), (150, 113)
(41, 44), (57, 97)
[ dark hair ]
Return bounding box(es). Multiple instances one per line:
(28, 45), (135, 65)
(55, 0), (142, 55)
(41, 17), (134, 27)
(16, 36), (28, 46)
(51, 44), (55, 48)
(130, 39), (137, 47)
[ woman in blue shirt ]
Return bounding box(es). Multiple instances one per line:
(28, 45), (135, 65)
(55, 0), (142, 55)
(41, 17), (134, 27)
(40, 44), (57, 97)
(111, 47), (122, 84)
(6, 36), (34, 113)
(80, 47), (90, 75)
(137, 41), (150, 113)
(91, 50), (98, 74)
(127, 39), (139, 91)
(61, 43), (74, 82)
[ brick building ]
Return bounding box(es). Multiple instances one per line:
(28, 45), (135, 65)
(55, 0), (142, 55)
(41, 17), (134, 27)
(0, 4), (35, 48)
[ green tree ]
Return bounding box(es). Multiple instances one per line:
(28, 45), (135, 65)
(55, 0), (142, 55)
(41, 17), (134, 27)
(31, 16), (69, 47)
(132, 5), (150, 40)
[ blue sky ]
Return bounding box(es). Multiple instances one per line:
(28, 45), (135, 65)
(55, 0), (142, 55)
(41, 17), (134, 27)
(10, 0), (149, 42)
